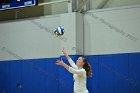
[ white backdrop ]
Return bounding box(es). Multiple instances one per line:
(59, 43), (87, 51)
(84, 5), (140, 55)
(0, 13), (83, 61)
(1, 5), (140, 60)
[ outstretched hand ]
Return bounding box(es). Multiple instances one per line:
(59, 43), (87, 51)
(56, 60), (64, 66)
(62, 47), (67, 55)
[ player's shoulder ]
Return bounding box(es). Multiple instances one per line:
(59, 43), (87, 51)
(80, 68), (86, 73)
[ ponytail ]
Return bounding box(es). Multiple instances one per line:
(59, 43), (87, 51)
(82, 57), (92, 77)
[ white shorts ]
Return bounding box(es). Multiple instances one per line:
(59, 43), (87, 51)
(74, 90), (89, 93)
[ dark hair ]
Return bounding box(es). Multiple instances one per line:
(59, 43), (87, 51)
(82, 57), (92, 77)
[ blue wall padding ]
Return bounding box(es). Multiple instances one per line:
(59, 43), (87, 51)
(0, 53), (140, 93)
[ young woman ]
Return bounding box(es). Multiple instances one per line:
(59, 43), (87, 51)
(56, 48), (92, 93)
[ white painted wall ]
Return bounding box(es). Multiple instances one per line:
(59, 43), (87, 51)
(0, 12), (83, 61)
(51, 1), (68, 14)
(43, 0), (140, 15)
(60, 12), (84, 55)
(44, 0), (140, 15)
(0, 15), (61, 60)
(1, 4), (140, 60)
(104, 0), (140, 8)
(84, 5), (140, 55)
(90, 0), (106, 9)
(76, 13), (84, 54)
(90, 0), (140, 9)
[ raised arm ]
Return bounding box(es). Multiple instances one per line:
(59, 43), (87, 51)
(62, 47), (78, 69)
(62, 47), (70, 60)
(68, 67), (85, 75)
(56, 60), (85, 76)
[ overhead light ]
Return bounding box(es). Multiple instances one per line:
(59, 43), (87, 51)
(16, 0), (21, 2)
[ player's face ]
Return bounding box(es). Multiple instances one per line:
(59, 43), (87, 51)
(76, 57), (84, 68)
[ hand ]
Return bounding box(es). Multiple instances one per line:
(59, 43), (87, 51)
(62, 47), (67, 55)
(56, 59), (70, 70)
(56, 60), (64, 66)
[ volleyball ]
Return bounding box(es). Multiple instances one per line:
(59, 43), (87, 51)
(54, 26), (64, 36)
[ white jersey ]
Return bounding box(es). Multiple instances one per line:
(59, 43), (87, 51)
(68, 58), (89, 93)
